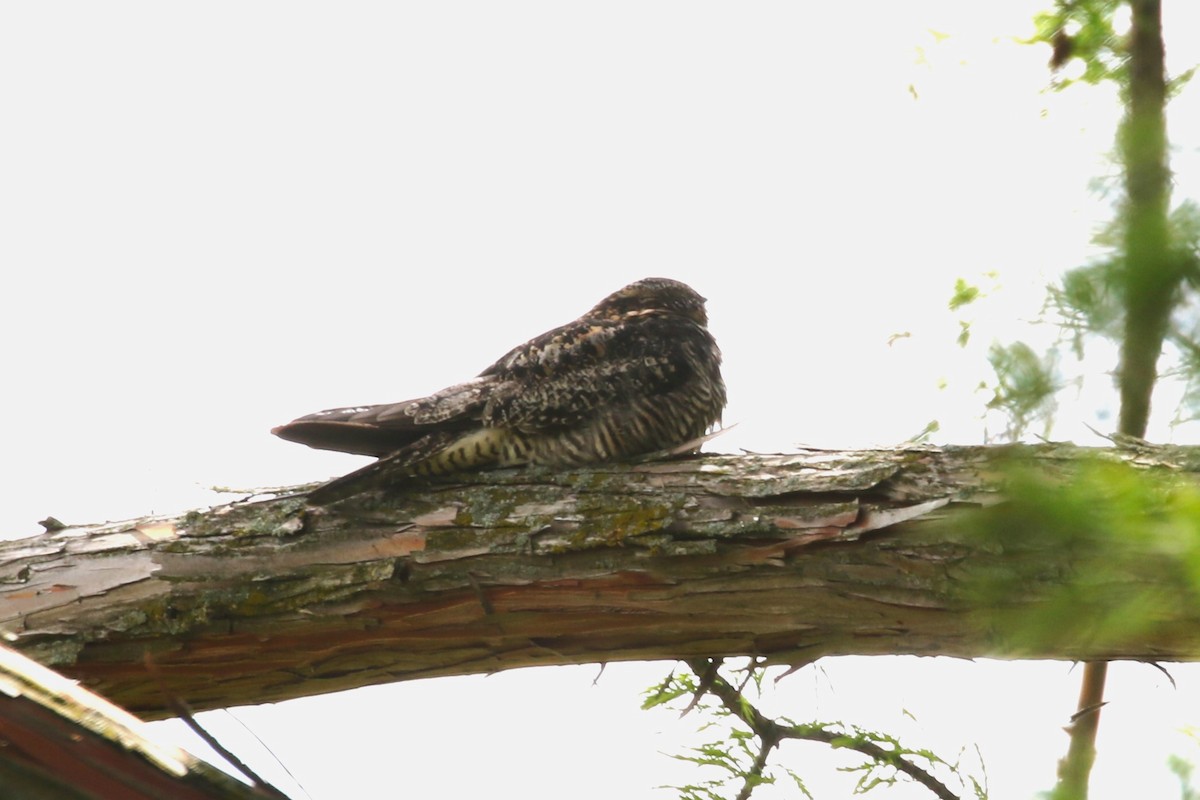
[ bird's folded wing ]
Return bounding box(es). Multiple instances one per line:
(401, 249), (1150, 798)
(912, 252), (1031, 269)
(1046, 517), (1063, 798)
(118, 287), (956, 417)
(272, 378), (493, 457)
(481, 316), (699, 431)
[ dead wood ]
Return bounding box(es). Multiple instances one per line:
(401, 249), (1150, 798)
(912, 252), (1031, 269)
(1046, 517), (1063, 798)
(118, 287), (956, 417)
(4, 443), (1199, 719)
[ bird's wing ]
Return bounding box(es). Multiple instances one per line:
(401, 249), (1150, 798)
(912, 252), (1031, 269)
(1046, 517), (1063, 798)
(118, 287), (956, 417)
(304, 315), (711, 503)
(302, 429), (467, 504)
(480, 314), (700, 432)
(271, 377), (493, 457)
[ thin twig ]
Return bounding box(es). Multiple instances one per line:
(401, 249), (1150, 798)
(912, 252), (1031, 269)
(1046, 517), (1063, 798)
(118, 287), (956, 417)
(735, 726), (779, 800)
(780, 723), (960, 800)
(144, 654), (291, 799)
(224, 710), (313, 800)
(1068, 700), (1108, 724)
(678, 657), (722, 718)
(1146, 660), (1177, 689)
(685, 659), (960, 800)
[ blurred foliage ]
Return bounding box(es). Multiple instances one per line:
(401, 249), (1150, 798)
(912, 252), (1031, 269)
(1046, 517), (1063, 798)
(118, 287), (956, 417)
(960, 458), (1200, 654)
(985, 342), (1060, 440)
(949, 278), (984, 312)
(906, 419), (942, 445)
(644, 3), (1200, 799)
(969, 198), (1200, 442)
(1042, 200), (1200, 424)
(950, 277), (986, 348)
(1170, 728), (1200, 800)
(1027, 0), (1193, 96)
(974, 0), (1198, 443)
(1027, 0), (1126, 90)
(948, 275), (1000, 350)
(1046, 201), (1200, 343)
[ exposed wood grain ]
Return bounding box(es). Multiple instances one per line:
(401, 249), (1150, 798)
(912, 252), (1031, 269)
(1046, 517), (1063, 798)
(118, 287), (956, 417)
(4, 444), (1199, 719)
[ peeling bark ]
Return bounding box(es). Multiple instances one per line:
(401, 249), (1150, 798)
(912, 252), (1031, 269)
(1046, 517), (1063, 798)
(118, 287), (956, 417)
(3, 445), (1199, 720)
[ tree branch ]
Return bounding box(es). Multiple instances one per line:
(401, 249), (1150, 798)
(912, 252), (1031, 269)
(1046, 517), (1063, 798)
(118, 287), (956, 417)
(684, 658), (960, 800)
(5, 444), (1200, 719)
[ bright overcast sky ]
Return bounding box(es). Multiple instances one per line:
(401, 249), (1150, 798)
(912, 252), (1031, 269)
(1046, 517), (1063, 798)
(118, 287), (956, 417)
(4, 2), (1200, 798)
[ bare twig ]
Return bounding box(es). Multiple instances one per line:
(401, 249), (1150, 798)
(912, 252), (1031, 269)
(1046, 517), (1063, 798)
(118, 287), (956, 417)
(684, 659), (960, 800)
(144, 655), (290, 799)
(678, 658), (722, 719)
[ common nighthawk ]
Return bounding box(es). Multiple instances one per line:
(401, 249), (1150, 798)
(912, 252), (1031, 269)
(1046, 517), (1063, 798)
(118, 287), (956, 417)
(273, 277), (726, 502)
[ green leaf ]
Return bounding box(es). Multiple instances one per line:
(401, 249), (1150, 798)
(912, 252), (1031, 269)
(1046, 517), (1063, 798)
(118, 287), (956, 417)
(949, 278), (982, 311)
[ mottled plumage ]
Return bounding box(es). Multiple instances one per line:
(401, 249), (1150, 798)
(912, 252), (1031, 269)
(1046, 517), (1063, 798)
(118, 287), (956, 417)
(273, 277), (726, 502)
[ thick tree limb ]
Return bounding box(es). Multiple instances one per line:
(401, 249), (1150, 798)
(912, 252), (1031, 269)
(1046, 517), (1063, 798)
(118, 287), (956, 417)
(4, 444), (1200, 720)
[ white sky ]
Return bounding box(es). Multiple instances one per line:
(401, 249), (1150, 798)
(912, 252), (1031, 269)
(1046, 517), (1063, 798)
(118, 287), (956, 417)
(3, 2), (1200, 798)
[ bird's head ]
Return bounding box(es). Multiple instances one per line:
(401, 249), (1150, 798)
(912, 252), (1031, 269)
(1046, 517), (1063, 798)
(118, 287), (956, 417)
(590, 277), (709, 325)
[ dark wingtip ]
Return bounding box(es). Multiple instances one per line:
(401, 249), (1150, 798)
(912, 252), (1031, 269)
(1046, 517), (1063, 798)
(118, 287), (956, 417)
(304, 452), (404, 505)
(271, 420), (417, 458)
(271, 420), (314, 445)
(304, 478), (355, 506)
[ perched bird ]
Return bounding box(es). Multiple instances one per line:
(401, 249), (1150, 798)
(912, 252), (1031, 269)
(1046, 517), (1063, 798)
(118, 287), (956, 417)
(273, 277), (726, 502)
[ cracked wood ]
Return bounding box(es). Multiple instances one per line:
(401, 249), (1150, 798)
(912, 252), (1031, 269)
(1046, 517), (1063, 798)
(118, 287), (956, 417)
(3, 444), (1199, 719)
